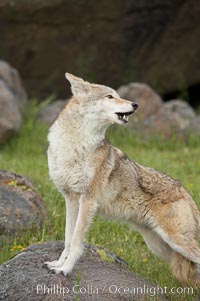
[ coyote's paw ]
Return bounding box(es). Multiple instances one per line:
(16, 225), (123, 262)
(50, 259), (75, 276)
(50, 265), (72, 276)
(45, 260), (65, 269)
(45, 248), (70, 269)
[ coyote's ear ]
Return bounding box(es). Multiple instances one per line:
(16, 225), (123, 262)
(65, 73), (91, 99)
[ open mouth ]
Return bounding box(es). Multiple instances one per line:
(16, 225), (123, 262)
(115, 111), (134, 123)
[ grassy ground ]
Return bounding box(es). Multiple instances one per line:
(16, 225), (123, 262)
(0, 102), (200, 300)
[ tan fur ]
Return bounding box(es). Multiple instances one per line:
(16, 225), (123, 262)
(170, 252), (195, 286)
(45, 73), (200, 286)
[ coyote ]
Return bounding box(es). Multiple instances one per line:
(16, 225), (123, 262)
(45, 73), (200, 286)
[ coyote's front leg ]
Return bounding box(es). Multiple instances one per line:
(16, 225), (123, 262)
(45, 193), (79, 268)
(50, 195), (97, 275)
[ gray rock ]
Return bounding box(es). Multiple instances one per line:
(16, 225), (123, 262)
(0, 61), (28, 112)
(0, 171), (47, 237)
(0, 80), (22, 143)
(117, 82), (163, 123)
(0, 61), (28, 143)
(142, 107), (184, 139)
(36, 100), (67, 126)
(0, 241), (167, 301)
(185, 115), (200, 137)
(120, 94), (197, 139)
(163, 99), (196, 129)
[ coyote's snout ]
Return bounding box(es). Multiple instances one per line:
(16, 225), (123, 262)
(45, 73), (200, 286)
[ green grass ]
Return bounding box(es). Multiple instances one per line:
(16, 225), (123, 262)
(0, 103), (200, 300)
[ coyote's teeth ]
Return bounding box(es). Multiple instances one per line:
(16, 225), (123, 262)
(115, 111), (133, 122)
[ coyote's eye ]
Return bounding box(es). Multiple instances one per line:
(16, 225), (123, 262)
(106, 95), (114, 99)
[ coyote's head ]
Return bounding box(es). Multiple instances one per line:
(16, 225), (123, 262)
(65, 73), (138, 126)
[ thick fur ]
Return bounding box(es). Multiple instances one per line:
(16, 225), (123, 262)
(45, 73), (200, 286)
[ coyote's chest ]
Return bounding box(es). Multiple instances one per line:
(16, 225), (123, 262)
(48, 143), (95, 194)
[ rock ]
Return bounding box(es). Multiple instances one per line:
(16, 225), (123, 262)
(117, 82), (163, 123)
(122, 94), (197, 139)
(0, 80), (22, 143)
(0, 61), (28, 143)
(0, 171), (46, 237)
(36, 100), (67, 126)
(0, 1), (200, 98)
(185, 116), (200, 137)
(0, 61), (28, 112)
(163, 99), (196, 129)
(0, 241), (167, 301)
(142, 107), (184, 139)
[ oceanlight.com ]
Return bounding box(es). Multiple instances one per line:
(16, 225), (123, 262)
(36, 283), (194, 297)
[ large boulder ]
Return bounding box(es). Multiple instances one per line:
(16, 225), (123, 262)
(0, 81), (22, 143)
(185, 115), (200, 137)
(162, 99), (196, 129)
(0, 61), (28, 143)
(0, 1), (200, 98)
(121, 93), (197, 139)
(117, 82), (163, 122)
(0, 61), (28, 112)
(0, 241), (168, 301)
(0, 171), (46, 237)
(140, 107), (184, 139)
(140, 99), (197, 139)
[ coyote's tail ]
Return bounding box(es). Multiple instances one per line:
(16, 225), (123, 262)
(170, 252), (200, 286)
(198, 213), (200, 239)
